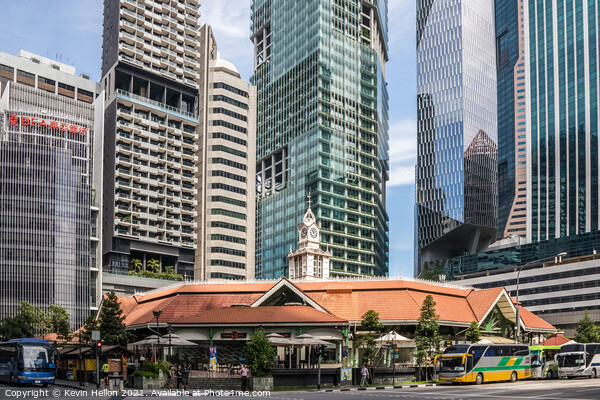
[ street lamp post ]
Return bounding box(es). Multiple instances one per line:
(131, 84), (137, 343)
(153, 310), (162, 361)
(391, 337), (396, 386)
(514, 252), (567, 343)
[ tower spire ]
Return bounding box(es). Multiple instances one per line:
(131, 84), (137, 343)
(306, 191), (312, 209)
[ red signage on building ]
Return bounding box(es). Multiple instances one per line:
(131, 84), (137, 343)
(8, 114), (87, 136)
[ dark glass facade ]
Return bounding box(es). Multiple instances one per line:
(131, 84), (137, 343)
(0, 82), (93, 329)
(495, 0), (524, 239)
(448, 230), (600, 279)
(252, 0), (390, 279)
(527, 1), (599, 241)
(415, 0), (498, 276)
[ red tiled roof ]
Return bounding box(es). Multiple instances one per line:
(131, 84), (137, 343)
(466, 287), (504, 321)
(185, 305), (346, 324)
(519, 307), (556, 331)
(114, 279), (555, 332)
(541, 332), (572, 346)
(136, 282), (276, 303)
(122, 292), (266, 326)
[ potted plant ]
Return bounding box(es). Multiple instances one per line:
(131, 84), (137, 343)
(243, 330), (276, 391)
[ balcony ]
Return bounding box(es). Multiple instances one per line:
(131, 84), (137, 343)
(116, 88), (198, 122)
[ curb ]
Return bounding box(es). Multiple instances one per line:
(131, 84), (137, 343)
(322, 383), (438, 392)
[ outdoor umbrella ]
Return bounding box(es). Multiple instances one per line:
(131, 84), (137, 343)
(374, 331), (412, 345)
(130, 335), (166, 347)
(267, 333), (297, 347)
(294, 334), (330, 369)
(375, 331), (412, 385)
(161, 334), (198, 347)
(295, 333), (330, 346)
(161, 334), (198, 360)
(267, 333), (301, 369)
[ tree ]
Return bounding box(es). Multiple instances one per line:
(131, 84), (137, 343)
(0, 315), (28, 341)
(130, 258), (142, 273)
(414, 295), (441, 364)
(80, 316), (100, 343)
(361, 310), (384, 332)
(47, 305), (72, 341)
(575, 310), (600, 343)
(147, 258), (161, 273)
(356, 310), (384, 366)
(18, 301), (49, 337)
(465, 320), (481, 343)
(244, 329), (276, 377)
(0, 302), (69, 340)
(98, 291), (130, 346)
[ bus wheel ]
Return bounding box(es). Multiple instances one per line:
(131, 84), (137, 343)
(476, 373), (483, 385)
(591, 369), (596, 379)
(9, 373), (16, 386)
(510, 371), (517, 382)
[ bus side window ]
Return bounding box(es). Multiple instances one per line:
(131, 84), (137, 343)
(466, 356), (474, 372)
(470, 346), (486, 366)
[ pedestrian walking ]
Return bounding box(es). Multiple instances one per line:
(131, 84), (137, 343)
(182, 363), (190, 390)
(360, 365), (369, 387)
(240, 364), (248, 391)
(102, 361), (110, 386)
(168, 365), (175, 389)
(176, 365), (183, 389)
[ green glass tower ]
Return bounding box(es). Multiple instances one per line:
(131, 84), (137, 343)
(251, 0), (389, 279)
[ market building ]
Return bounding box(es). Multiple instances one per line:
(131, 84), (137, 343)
(115, 277), (555, 368)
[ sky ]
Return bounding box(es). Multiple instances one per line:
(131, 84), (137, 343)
(0, 0), (417, 277)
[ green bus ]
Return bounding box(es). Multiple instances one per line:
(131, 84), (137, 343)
(529, 345), (560, 379)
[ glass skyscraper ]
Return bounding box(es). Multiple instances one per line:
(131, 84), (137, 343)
(251, 0), (390, 278)
(0, 81), (96, 329)
(415, 0), (498, 277)
(526, 0), (600, 242)
(496, 0), (528, 240)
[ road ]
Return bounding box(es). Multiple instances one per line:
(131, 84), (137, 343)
(1, 379), (600, 399)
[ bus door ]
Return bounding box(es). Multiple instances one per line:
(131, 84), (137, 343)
(465, 354), (474, 380)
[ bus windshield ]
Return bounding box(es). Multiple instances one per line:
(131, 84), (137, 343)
(440, 356), (465, 372)
(21, 345), (53, 371)
(558, 354), (584, 368)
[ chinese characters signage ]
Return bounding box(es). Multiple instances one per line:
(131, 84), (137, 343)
(8, 114), (87, 135)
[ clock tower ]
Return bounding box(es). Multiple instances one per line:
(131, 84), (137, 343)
(288, 194), (330, 280)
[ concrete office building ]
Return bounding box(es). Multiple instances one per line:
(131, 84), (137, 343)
(526, 1), (600, 242)
(415, 0), (498, 277)
(0, 50), (102, 328)
(100, 0), (201, 281)
(196, 25), (256, 281)
(496, 0), (528, 239)
(251, 0), (390, 279)
(455, 253), (600, 337)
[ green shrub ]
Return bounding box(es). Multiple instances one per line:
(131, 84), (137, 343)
(132, 370), (158, 379)
(127, 270), (183, 281)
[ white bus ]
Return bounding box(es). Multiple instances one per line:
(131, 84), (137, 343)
(558, 343), (600, 379)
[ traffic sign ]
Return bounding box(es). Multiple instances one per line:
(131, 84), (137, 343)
(92, 331), (100, 341)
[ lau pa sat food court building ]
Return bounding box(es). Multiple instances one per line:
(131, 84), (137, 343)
(116, 277), (556, 368)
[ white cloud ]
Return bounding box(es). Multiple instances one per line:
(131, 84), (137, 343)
(388, 118), (417, 187)
(200, 1), (254, 80)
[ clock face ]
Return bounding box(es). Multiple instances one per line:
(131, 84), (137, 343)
(301, 227), (308, 239)
(309, 227), (318, 239)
